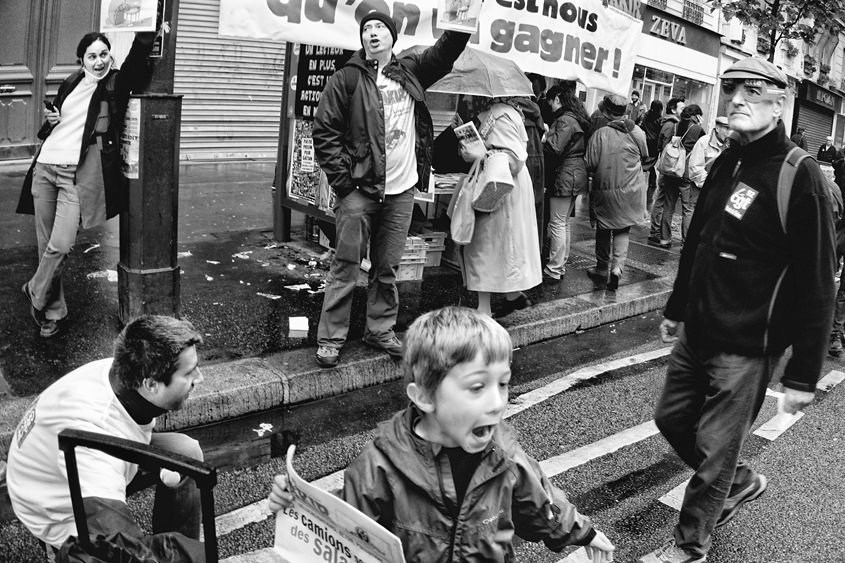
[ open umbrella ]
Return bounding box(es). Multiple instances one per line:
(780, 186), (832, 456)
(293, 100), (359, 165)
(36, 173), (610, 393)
(399, 45), (534, 98)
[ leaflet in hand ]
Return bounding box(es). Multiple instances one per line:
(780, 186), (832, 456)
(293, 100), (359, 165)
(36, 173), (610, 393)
(274, 445), (406, 563)
(454, 121), (485, 157)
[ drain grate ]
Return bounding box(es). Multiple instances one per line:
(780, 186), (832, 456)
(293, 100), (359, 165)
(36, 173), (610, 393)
(628, 241), (676, 262)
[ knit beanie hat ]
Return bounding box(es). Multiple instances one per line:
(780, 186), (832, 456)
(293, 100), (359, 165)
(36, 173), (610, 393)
(360, 11), (398, 46)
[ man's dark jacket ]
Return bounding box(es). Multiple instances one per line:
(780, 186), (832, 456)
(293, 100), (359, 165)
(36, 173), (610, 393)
(664, 122), (836, 392)
(817, 142), (837, 163)
(313, 32), (469, 201)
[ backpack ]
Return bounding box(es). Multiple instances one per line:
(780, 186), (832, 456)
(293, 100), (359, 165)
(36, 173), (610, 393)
(775, 146), (844, 233)
(656, 123), (693, 178)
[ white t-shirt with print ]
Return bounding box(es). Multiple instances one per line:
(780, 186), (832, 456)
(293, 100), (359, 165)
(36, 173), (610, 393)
(6, 358), (154, 548)
(377, 69), (418, 195)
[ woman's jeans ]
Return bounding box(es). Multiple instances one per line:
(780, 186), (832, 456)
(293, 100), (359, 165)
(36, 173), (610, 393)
(28, 162), (80, 321)
(679, 182), (701, 244)
(655, 332), (777, 558)
(658, 175), (687, 242)
(317, 189), (414, 349)
(594, 226), (630, 275)
(545, 195), (578, 278)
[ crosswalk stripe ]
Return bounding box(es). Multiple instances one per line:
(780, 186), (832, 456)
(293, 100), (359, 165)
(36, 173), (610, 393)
(541, 421), (659, 477)
(753, 411), (804, 441)
(659, 479), (689, 511)
(817, 369), (845, 391)
(506, 348), (673, 418)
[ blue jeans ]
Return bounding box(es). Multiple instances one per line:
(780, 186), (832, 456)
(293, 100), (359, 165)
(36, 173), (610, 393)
(28, 162), (80, 321)
(679, 182), (700, 244)
(648, 181), (663, 239)
(545, 195), (578, 278)
(317, 189), (414, 348)
(655, 331), (778, 558)
(594, 226), (630, 276)
(657, 175), (686, 242)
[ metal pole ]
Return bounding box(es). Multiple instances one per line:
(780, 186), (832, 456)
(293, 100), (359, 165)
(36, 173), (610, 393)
(118, 0), (182, 322)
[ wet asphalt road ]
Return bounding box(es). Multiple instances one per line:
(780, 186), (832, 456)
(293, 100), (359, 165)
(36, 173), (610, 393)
(2, 313), (842, 562)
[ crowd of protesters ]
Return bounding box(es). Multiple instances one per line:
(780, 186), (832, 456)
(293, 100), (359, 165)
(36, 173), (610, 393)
(8, 8), (843, 563)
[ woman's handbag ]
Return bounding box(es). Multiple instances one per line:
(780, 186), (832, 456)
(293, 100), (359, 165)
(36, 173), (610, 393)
(471, 151), (514, 213)
(447, 159), (482, 245)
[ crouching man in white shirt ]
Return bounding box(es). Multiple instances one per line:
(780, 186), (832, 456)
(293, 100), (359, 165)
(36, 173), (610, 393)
(7, 315), (205, 557)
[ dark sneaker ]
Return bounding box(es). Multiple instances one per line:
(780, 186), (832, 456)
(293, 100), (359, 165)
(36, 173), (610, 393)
(638, 539), (706, 563)
(316, 345), (340, 368)
(829, 334), (843, 357)
(496, 293), (532, 318)
(586, 268), (608, 284)
(716, 473), (767, 528)
(647, 235), (661, 245)
(607, 272), (620, 291)
(40, 319), (61, 339)
(648, 238), (672, 249)
(362, 334), (403, 359)
(22, 283), (46, 327)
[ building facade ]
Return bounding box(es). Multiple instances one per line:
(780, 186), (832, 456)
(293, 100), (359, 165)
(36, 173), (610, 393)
(718, 13), (845, 157)
(0, 0), (285, 163)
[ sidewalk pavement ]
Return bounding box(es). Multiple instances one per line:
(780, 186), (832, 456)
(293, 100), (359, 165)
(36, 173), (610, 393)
(0, 160), (683, 460)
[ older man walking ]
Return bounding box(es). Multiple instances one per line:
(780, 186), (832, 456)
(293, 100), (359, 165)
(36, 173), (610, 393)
(640, 58), (836, 563)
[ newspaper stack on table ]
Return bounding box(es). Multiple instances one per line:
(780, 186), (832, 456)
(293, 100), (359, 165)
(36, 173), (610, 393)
(273, 446), (405, 563)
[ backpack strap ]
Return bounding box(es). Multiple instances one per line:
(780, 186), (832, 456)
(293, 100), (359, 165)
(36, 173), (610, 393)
(777, 146), (810, 233)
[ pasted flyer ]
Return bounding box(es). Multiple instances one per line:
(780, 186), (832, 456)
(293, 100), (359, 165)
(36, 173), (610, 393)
(121, 98), (141, 179)
(274, 446), (405, 563)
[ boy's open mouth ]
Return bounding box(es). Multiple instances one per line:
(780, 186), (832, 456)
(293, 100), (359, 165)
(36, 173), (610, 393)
(472, 425), (494, 438)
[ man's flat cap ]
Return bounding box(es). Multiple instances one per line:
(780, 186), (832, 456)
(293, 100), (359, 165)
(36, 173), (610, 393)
(721, 57), (788, 87)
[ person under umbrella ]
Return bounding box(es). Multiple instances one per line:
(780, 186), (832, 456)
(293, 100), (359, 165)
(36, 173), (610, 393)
(457, 95), (542, 317)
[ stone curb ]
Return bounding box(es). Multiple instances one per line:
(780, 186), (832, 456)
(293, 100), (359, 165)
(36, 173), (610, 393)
(0, 280), (673, 455)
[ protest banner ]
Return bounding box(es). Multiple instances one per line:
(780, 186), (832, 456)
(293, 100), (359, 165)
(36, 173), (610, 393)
(274, 446), (405, 563)
(219, 0), (640, 93)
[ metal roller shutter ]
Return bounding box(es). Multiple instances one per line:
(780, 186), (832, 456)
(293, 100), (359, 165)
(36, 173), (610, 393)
(796, 103), (834, 157)
(174, 0), (285, 161)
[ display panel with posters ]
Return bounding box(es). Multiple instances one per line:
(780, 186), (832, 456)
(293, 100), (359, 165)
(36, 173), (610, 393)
(285, 44), (351, 216)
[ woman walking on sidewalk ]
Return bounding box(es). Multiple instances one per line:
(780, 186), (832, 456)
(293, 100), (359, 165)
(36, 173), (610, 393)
(16, 27), (165, 338)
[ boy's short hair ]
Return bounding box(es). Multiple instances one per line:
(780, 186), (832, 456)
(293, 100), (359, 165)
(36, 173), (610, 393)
(403, 307), (512, 395)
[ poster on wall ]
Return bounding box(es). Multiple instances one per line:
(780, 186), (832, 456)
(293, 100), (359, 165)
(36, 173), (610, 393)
(287, 119), (335, 214)
(295, 44), (348, 120)
(121, 98), (141, 179)
(100, 0), (159, 32)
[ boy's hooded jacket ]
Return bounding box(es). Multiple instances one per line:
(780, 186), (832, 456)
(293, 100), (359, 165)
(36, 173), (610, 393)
(339, 407), (596, 562)
(312, 31), (469, 201)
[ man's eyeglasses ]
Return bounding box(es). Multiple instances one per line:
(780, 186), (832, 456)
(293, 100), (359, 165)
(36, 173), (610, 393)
(721, 79), (785, 103)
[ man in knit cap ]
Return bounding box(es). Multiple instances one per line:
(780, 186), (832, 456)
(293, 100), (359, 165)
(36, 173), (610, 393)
(312, 12), (469, 367)
(640, 57), (836, 563)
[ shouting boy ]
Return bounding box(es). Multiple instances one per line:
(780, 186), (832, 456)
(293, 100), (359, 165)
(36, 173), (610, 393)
(269, 306), (614, 562)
